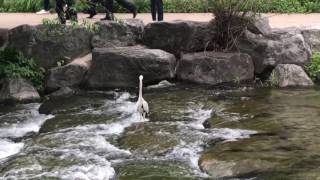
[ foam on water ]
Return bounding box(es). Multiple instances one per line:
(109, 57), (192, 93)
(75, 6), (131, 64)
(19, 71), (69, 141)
(147, 80), (175, 89)
(0, 139), (24, 160)
(0, 103), (54, 138)
(6, 92), (140, 180)
(165, 104), (257, 177)
(0, 103), (54, 160)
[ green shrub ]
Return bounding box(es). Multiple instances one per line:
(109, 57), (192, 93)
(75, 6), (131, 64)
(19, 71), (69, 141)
(305, 52), (320, 81)
(0, 48), (45, 92)
(208, 0), (261, 51)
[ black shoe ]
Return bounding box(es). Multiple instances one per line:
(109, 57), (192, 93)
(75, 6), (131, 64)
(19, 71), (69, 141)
(133, 10), (137, 18)
(100, 16), (111, 21)
(87, 12), (97, 19)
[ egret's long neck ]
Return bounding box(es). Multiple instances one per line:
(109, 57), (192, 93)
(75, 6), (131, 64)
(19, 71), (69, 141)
(138, 79), (143, 99)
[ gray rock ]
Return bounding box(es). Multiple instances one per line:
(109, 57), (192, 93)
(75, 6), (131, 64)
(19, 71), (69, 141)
(123, 18), (144, 42)
(271, 64), (314, 87)
(239, 29), (311, 74)
(91, 19), (144, 48)
(86, 46), (176, 89)
(239, 13), (272, 35)
(45, 53), (92, 92)
(48, 87), (76, 98)
(0, 28), (8, 49)
(176, 52), (254, 85)
(248, 15), (272, 35)
(301, 28), (320, 52)
(143, 20), (213, 56)
(0, 79), (40, 104)
(7, 25), (92, 69)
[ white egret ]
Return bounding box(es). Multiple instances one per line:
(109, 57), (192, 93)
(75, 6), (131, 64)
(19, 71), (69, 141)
(136, 75), (149, 121)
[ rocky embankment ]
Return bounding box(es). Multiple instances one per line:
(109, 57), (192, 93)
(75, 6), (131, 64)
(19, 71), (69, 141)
(0, 16), (319, 103)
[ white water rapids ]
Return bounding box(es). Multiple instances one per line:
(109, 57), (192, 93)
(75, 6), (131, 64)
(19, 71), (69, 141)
(0, 91), (256, 180)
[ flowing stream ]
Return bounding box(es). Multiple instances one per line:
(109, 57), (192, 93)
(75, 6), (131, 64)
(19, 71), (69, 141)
(1, 84), (320, 179)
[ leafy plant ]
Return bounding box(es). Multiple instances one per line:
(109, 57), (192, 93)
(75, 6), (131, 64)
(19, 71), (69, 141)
(305, 52), (320, 81)
(42, 18), (100, 33)
(0, 48), (45, 92)
(208, 0), (261, 51)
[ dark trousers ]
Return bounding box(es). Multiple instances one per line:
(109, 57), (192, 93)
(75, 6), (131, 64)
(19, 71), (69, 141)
(44, 0), (50, 11)
(56, 0), (77, 24)
(151, 0), (163, 21)
(106, 0), (137, 14)
(87, 0), (100, 15)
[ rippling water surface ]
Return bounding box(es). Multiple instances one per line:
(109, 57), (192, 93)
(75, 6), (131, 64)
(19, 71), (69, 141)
(0, 84), (320, 180)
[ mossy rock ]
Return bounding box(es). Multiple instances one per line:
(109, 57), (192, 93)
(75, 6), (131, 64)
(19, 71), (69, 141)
(39, 113), (117, 133)
(118, 123), (179, 156)
(39, 93), (111, 115)
(115, 160), (195, 180)
(146, 89), (214, 122)
(199, 136), (307, 178)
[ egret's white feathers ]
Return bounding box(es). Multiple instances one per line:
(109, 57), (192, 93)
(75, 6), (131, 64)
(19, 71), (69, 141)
(137, 75), (149, 120)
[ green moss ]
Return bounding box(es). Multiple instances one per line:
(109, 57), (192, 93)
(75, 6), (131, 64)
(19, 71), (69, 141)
(119, 123), (179, 156)
(115, 160), (195, 180)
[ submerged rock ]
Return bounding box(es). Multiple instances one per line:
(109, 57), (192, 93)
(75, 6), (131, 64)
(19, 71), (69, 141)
(119, 123), (179, 156)
(115, 160), (195, 180)
(271, 64), (314, 87)
(39, 93), (109, 114)
(0, 78), (40, 104)
(85, 46), (176, 89)
(48, 86), (77, 98)
(45, 53), (92, 92)
(146, 80), (175, 89)
(7, 25), (92, 69)
(91, 19), (144, 48)
(176, 52), (254, 85)
(143, 20), (213, 56)
(239, 29), (311, 74)
(199, 135), (309, 179)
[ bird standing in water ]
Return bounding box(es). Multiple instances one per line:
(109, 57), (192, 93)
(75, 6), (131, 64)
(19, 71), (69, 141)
(136, 75), (149, 121)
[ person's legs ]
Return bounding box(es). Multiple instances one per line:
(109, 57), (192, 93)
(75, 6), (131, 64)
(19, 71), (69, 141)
(150, 0), (156, 21)
(101, 0), (114, 20)
(56, 0), (66, 24)
(66, 0), (78, 22)
(116, 0), (137, 18)
(36, 0), (50, 14)
(44, 0), (50, 11)
(87, 0), (98, 18)
(157, 0), (163, 21)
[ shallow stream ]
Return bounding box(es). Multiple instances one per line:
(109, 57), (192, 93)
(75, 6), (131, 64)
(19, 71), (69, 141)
(0, 84), (320, 179)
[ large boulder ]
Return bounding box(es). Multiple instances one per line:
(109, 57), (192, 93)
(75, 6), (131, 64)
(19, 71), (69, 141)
(45, 53), (92, 92)
(143, 21), (213, 56)
(91, 19), (144, 48)
(271, 64), (314, 87)
(239, 29), (311, 74)
(246, 15), (272, 35)
(176, 52), (254, 85)
(301, 28), (320, 52)
(0, 28), (8, 49)
(85, 46), (176, 89)
(7, 25), (92, 69)
(0, 79), (40, 104)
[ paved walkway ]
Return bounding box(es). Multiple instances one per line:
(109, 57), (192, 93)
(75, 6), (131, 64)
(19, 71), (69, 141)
(1, 13), (320, 29)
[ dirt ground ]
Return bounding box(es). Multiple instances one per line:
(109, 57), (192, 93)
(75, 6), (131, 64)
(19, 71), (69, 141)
(1, 13), (320, 29)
